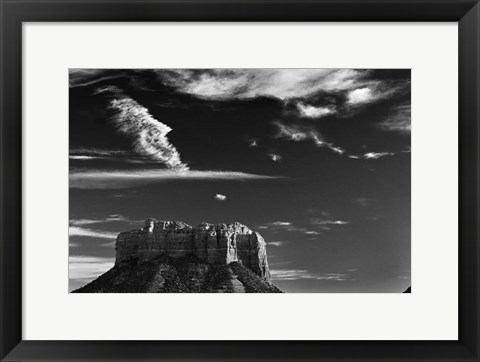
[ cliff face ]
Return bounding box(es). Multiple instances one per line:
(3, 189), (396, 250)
(115, 218), (271, 282)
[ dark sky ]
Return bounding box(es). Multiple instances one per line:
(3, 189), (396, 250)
(69, 69), (411, 293)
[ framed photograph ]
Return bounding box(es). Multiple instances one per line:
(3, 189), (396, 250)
(1, 0), (479, 361)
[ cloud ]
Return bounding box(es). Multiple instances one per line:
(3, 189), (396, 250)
(158, 69), (370, 101)
(273, 121), (345, 155)
(214, 193), (227, 201)
(69, 255), (114, 285)
(267, 241), (288, 247)
(69, 69), (124, 88)
(269, 153), (282, 162)
(346, 82), (409, 107)
(348, 152), (396, 160)
(297, 103), (335, 118)
(270, 269), (349, 281)
(379, 105), (411, 133)
(106, 96), (189, 171)
(70, 168), (280, 189)
(70, 148), (130, 157)
(363, 152), (395, 159)
(257, 221), (321, 236)
(69, 226), (118, 240)
(310, 218), (350, 226)
(347, 87), (374, 104)
(271, 221), (291, 226)
(69, 148), (158, 164)
(69, 214), (134, 226)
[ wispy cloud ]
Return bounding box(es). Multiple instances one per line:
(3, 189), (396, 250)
(270, 269), (349, 281)
(214, 193), (227, 201)
(269, 153), (282, 162)
(267, 241), (288, 247)
(69, 255), (114, 285)
(69, 69), (124, 88)
(257, 221), (321, 236)
(70, 148), (130, 158)
(106, 94), (189, 170)
(69, 226), (118, 240)
(69, 148), (158, 164)
(297, 103), (335, 118)
(273, 121), (345, 155)
(310, 218), (350, 226)
(273, 122), (397, 161)
(158, 69), (370, 101)
(363, 152), (395, 159)
(70, 168), (281, 189)
(379, 105), (411, 134)
(271, 221), (291, 226)
(346, 87), (374, 104)
(348, 152), (395, 160)
(346, 82), (408, 107)
(69, 214), (134, 226)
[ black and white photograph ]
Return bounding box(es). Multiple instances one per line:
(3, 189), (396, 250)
(69, 68), (411, 293)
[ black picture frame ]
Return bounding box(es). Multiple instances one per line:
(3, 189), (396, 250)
(1, 1), (479, 361)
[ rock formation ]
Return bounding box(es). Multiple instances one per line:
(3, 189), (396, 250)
(73, 219), (281, 293)
(115, 218), (271, 281)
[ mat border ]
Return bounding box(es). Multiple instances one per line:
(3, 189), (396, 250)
(1, 1), (479, 361)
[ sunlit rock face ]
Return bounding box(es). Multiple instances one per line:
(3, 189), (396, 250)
(115, 218), (271, 281)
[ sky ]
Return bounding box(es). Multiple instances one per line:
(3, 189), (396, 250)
(69, 69), (411, 293)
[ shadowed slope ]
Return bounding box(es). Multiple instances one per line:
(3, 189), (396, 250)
(73, 255), (282, 293)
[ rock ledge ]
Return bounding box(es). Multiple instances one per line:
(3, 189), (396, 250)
(115, 218), (271, 281)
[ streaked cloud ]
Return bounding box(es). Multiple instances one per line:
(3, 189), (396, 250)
(273, 121), (345, 155)
(69, 148), (157, 164)
(69, 226), (118, 240)
(257, 221), (321, 236)
(348, 152), (395, 160)
(267, 241), (288, 247)
(310, 218), (350, 226)
(271, 221), (292, 226)
(70, 168), (281, 189)
(214, 193), (227, 201)
(363, 152), (395, 159)
(69, 214), (134, 226)
(69, 255), (114, 286)
(379, 105), (411, 133)
(70, 148), (130, 158)
(69, 69), (124, 88)
(270, 269), (349, 281)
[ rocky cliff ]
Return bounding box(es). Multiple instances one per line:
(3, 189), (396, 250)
(115, 218), (271, 281)
(73, 219), (281, 293)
